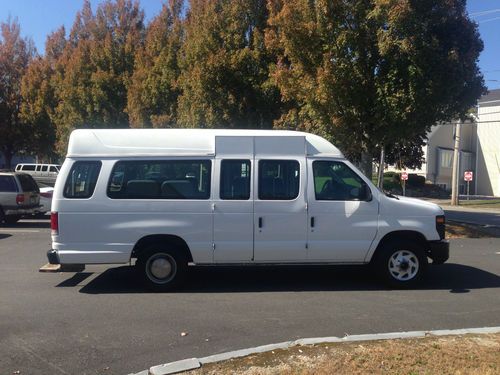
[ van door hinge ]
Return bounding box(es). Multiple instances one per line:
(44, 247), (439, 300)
(305, 203), (308, 211)
(212, 243), (216, 250)
(212, 203), (216, 211)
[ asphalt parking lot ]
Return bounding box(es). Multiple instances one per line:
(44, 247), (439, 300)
(1, 218), (500, 375)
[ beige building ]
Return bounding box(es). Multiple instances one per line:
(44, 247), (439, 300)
(389, 89), (500, 197)
(476, 90), (500, 196)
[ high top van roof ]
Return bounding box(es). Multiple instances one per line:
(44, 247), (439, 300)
(66, 129), (343, 158)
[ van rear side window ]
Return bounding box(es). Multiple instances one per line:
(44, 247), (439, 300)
(107, 160), (211, 199)
(64, 161), (102, 198)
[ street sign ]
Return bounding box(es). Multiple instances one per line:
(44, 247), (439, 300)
(401, 171), (408, 181)
(464, 171), (473, 181)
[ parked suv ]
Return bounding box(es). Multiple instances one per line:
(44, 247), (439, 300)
(0, 172), (40, 224)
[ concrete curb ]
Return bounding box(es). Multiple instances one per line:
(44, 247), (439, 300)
(132, 326), (500, 375)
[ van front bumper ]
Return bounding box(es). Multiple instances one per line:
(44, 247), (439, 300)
(427, 240), (450, 264)
(47, 249), (60, 264)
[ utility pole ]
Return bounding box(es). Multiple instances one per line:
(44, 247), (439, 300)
(450, 120), (462, 206)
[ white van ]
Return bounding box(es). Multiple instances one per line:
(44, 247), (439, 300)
(15, 163), (61, 186)
(46, 129), (448, 290)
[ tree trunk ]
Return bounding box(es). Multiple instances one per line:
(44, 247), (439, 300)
(359, 150), (373, 179)
(2, 150), (13, 170)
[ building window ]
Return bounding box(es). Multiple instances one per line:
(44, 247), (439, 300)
(439, 149), (453, 168)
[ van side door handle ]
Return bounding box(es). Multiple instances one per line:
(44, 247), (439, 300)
(258, 217), (263, 228)
(310, 216), (315, 228)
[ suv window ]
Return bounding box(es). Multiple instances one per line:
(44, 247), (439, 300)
(107, 160), (211, 199)
(64, 161), (102, 198)
(0, 176), (18, 192)
(17, 174), (39, 192)
(258, 160), (299, 200)
(313, 160), (370, 201)
(220, 160), (250, 200)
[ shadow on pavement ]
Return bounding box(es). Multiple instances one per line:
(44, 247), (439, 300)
(76, 263), (500, 294)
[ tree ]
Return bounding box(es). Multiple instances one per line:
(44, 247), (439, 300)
(51, 0), (145, 153)
(266, 0), (485, 176)
(20, 27), (66, 161)
(0, 18), (35, 168)
(127, 0), (183, 128)
(177, 0), (280, 129)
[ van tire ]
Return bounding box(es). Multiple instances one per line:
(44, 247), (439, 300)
(373, 240), (428, 289)
(135, 245), (188, 292)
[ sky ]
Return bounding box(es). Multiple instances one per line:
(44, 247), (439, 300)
(0, 0), (499, 90)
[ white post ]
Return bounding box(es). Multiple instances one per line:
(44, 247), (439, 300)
(450, 120), (461, 206)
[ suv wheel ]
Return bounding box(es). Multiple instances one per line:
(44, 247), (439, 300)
(374, 240), (428, 288)
(136, 245), (188, 292)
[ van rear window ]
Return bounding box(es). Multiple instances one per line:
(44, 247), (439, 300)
(17, 174), (39, 192)
(64, 161), (101, 198)
(107, 160), (211, 199)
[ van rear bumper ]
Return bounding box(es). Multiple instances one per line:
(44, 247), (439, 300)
(47, 249), (60, 264)
(427, 240), (449, 264)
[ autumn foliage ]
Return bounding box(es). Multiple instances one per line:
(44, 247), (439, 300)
(0, 0), (485, 170)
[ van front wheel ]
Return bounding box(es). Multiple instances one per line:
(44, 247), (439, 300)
(136, 246), (187, 292)
(374, 240), (428, 288)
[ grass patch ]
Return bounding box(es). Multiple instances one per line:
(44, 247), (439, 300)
(190, 333), (500, 375)
(457, 199), (500, 210)
(446, 221), (498, 238)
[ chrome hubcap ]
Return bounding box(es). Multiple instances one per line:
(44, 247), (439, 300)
(146, 253), (176, 284)
(388, 250), (419, 281)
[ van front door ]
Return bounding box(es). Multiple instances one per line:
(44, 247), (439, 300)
(306, 159), (379, 262)
(253, 154), (308, 262)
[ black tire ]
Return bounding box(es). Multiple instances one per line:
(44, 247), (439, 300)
(135, 245), (188, 292)
(4, 215), (21, 224)
(373, 240), (428, 289)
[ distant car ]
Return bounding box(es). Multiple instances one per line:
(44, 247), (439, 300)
(0, 172), (40, 224)
(37, 186), (54, 216)
(14, 163), (61, 186)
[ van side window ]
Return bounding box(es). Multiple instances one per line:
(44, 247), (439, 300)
(313, 160), (370, 201)
(50, 166), (58, 172)
(107, 160), (211, 199)
(220, 160), (250, 200)
(63, 161), (102, 198)
(41, 165), (48, 172)
(258, 160), (299, 200)
(23, 165), (35, 171)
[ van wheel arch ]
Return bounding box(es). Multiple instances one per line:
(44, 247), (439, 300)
(370, 230), (428, 264)
(131, 234), (193, 263)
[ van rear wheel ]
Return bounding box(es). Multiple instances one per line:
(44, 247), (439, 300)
(136, 245), (187, 292)
(374, 240), (428, 289)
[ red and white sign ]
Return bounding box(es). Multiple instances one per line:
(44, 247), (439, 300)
(401, 171), (408, 181)
(464, 171), (473, 182)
